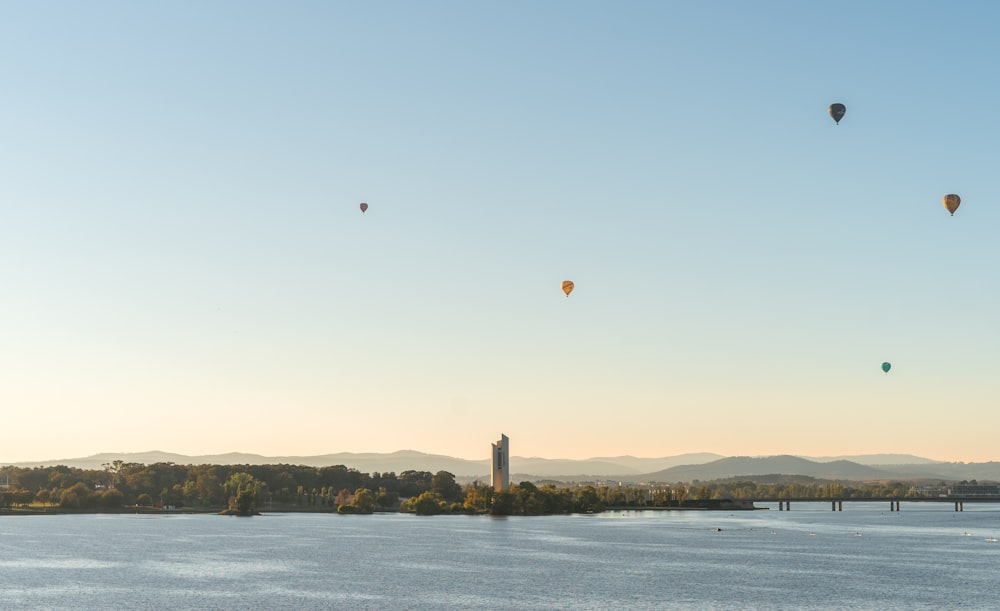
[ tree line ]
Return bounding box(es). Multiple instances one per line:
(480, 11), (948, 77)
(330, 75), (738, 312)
(0, 462), (964, 516)
(0, 462), (453, 514)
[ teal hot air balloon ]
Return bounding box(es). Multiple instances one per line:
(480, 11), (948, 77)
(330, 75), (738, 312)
(881, 362), (891, 374)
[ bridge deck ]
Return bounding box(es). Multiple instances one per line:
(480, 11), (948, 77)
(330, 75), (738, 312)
(751, 496), (999, 503)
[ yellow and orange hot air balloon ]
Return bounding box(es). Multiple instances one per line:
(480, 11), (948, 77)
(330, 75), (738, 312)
(561, 281), (574, 297)
(942, 194), (960, 216)
(360, 202), (369, 213)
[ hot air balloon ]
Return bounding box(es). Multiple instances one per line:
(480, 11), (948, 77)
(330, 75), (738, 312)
(942, 194), (960, 216)
(360, 202), (369, 213)
(561, 281), (574, 297)
(881, 362), (891, 374)
(828, 103), (846, 125)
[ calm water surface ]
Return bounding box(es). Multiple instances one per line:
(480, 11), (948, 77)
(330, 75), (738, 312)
(2, 503), (999, 610)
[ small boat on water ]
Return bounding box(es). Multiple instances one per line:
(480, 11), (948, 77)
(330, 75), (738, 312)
(961, 532), (972, 536)
(985, 537), (998, 542)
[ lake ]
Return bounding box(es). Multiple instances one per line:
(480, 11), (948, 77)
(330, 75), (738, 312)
(1, 503), (999, 609)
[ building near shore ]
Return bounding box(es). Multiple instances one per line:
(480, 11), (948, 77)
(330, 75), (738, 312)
(491, 434), (509, 492)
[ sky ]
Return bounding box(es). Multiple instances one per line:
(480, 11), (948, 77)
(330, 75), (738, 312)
(3, 1), (1000, 464)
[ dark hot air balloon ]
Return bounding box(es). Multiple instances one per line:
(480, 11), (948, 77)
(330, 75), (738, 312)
(942, 194), (960, 216)
(828, 103), (846, 125)
(882, 362), (891, 375)
(359, 202), (369, 213)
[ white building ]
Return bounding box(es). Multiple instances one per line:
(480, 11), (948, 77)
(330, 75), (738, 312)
(491, 434), (509, 492)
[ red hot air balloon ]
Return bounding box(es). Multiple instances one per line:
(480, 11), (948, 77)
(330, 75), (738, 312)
(360, 202), (369, 213)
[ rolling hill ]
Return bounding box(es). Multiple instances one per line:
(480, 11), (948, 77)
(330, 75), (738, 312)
(8, 451), (998, 482)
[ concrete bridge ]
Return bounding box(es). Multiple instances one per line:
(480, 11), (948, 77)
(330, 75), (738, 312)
(754, 497), (1000, 511)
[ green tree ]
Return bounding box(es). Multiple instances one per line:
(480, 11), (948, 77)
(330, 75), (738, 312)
(375, 487), (399, 509)
(224, 472), (261, 515)
(512, 482), (547, 515)
(191, 465), (224, 506)
(34, 489), (52, 506)
(463, 482), (493, 513)
(351, 488), (376, 514)
(47, 466), (78, 490)
(102, 459), (126, 489)
(59, 482), (95, 509)
(490, 491), (515, 515)
(224, 472), (257, 497)
(334, 488), (354, 509)
(573, 486), (604, 513)
(431, 471), (463, 503)
(100, 488), (125, 509)
(650, 486), (672, 507)
(402, 491), (447, 515)
(182, 480), (199, 504)
(537, 484), (572, 514)
(232, 487), (255, 515)
(398, 471), (434, 497)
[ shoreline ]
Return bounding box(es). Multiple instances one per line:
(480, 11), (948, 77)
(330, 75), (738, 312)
(1, 503), (758, 517)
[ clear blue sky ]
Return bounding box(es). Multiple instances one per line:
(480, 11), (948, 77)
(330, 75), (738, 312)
(3, 1), (999, 463)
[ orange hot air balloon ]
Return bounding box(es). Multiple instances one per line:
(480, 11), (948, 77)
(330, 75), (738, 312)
(360, 202), (369, 213)
(561, 281), (574, 297)
(942, 194), (960, 216)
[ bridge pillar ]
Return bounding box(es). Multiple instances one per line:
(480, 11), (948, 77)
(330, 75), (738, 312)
(955, 501), (963, 512)
(838, 501), (843, 511)
(896, 501), (900, 511)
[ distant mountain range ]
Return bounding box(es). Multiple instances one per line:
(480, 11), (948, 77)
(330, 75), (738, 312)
(8, 450), (999, 482)
(643, 455), (1000, 482)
